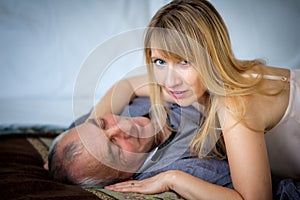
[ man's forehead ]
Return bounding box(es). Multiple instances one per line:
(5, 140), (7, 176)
(78, 119), (148, 172)
(74, 121), (119, 164)
(58, 128), (79, 148)
(69, 146), (118, 179)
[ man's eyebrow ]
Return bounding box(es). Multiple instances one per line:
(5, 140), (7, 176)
(87, 118), (100, 128)
(107, 141), (113, 157)
(106, 140), (118, 163)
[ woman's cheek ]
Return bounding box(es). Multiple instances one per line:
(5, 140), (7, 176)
(153, 69), (165, 85)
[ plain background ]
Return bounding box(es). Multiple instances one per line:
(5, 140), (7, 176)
(0, 0), (299, 128)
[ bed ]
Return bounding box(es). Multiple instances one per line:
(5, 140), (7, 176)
(0, 127), (184, 200)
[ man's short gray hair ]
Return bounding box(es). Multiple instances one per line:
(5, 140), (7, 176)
(47, 131), (111, 188)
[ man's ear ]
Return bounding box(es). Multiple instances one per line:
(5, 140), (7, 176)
(44, 162), (49, 170)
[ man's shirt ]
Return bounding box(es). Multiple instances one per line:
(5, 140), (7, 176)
(122, 97), (232, 188)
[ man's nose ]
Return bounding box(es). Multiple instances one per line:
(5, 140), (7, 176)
(104, 116), (134, 139)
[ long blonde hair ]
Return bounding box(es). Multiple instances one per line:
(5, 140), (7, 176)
(144, 0), (265, 158)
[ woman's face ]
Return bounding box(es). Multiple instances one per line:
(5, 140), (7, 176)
(151, 49), (207, 106)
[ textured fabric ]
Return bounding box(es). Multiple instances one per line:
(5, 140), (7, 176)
(0, 133), (187, 200)
(125, 97), (204, 174)
(265, 69), (300, 179)
(0, 136), (101, 200)
(129, 98), (232, 187)
(135, 149), (233, 188)
(272, 177), (300, 200)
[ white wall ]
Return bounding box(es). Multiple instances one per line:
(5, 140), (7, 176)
(0, 0), (299, 127)
(0, 0), (169, 127)
(211, 0), (300, 69)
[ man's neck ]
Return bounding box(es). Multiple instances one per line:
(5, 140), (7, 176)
(151, 126), (172, 150)
(161, 126), (172, 143)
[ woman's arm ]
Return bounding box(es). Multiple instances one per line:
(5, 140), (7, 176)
(90, 74), (150, 118)
(105, 105), (272, 200)
(105, 170), (243, 200)
(105, 133), (271, 200)
(219, 101), (272, 199)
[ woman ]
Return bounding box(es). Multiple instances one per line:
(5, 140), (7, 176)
(95, 0), (299, 199)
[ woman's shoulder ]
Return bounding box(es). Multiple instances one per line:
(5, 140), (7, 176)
(246, 65), (290, 96)
(252, 65), (290, 80)
(244, 65), (290, 130)
(222, 64), (291, 130)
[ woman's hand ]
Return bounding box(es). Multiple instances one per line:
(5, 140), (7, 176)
(106, 170), (245, 200)
(104, 171), (174, 194)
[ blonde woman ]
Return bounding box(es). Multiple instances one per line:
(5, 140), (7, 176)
(93, 0), (300, 199)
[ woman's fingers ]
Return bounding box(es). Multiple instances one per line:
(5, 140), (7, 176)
(105, 172), (171, 194)
(105, 180), (142, 192)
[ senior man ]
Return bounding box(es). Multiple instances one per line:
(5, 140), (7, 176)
(44, 97), (232, 188)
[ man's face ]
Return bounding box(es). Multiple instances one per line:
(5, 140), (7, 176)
(57, 114), (160, 181)
(92, 114), (158, 153)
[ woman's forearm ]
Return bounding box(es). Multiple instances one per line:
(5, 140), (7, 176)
(91, 74), (149, 118)
(106, 170), (243, 200)
(93, 79), (134, 116)
(166, 170), (242, 200)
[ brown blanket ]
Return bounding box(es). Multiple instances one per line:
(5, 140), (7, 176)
(0, 135), (111, 199)
(0, 130), (183, 200)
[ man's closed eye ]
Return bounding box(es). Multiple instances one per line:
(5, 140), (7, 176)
(87, 118), (107, 130)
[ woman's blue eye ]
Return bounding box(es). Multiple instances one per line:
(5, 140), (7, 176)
(180, 60), (189, 65)
(179, 60), (190, 68)
(153, 59), (166, 67)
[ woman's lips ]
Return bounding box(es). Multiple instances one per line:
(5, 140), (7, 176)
(169, 90), (187, 99)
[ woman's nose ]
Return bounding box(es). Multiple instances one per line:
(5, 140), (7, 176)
(165, 66), (181, 88)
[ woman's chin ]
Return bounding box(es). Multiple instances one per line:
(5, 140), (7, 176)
(173, 98), (196, 107)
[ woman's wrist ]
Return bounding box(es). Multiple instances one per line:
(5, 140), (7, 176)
(163, 170), (181, 191)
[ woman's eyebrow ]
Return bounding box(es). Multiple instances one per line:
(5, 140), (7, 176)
(151, 56), (162, 60)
